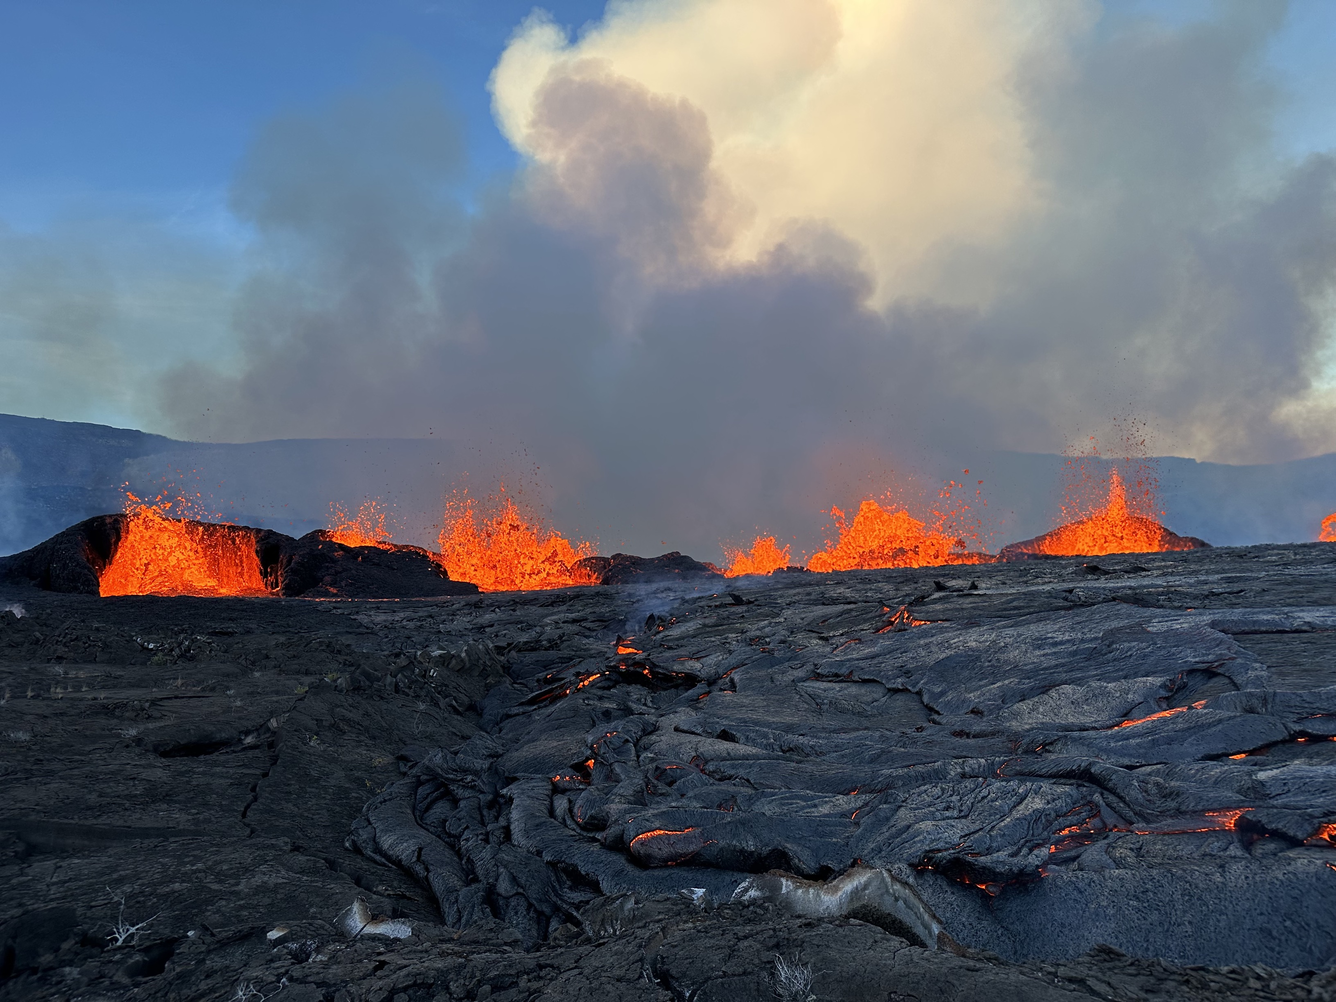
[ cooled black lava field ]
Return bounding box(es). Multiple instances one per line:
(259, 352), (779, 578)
(4, 544), (1336, 1001)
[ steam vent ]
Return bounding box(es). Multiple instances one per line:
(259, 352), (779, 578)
(4, 510), (1336, 999)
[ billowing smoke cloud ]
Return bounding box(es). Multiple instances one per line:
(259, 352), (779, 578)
(492, 0), (1046, 304)
(155, 0), (1336, 557)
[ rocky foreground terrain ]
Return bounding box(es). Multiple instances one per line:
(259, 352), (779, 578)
(3, 544), (1336, 1001)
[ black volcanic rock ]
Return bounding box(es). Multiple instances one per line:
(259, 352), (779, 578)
(574, 550), (722, 585)
(352, 545), (1336, 974)
(0, 514), (125, 594)
(0, 515), (478, 598)
(4, 546), (1336, 1000)
(273, 531), (477, 599)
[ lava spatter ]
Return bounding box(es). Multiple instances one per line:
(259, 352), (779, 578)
(806, 499), (989, 572)
(98, 493), (270, 597)
(327, 499), (393, 548)
(723, 536), (791, 577)
(435, 488), (599, 592)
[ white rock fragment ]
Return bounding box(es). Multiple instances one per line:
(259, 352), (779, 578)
(335, 897), (413, 939)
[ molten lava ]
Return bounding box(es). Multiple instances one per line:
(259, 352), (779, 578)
(806, 500), (989, 572)
(99, 494), (270, 598)
(1307, 822), (1336, 845)
(436, 489), (599, 593)
(1321, 513), (1336, 542)
(1025, 468), (1193, 557)
(723, 536), (791, 577)
(1130, 808), (1251, 835)
(327, 500), (392, 548)
(1111, 700), (1207, 729)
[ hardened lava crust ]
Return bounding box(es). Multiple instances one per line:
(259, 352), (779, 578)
(3, 542), (1336, 1001)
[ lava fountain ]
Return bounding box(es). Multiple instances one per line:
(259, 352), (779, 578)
(806, 500), (991, 572)
(723, 537), (791, 577)
(1000, 468), (1207, 558)
(327, 500), (393, 548)
(435, 488), (600, 592)
(98, 494), (271, 597)
(1320, 513), (1336, 542)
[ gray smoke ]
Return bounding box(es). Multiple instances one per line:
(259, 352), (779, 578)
(154, 6), (1336, 558)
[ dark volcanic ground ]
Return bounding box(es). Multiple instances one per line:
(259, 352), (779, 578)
(3, 545), (1336, 1001)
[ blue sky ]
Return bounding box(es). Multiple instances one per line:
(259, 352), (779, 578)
(1, 0), (1331, 234)
(0, 0), (603, 230)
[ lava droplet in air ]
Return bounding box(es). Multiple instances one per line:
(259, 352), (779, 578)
(99, 494), (270, 597)
(326, 500), (392, 548)
(723, 536), (791, 577)
(435, 488), (599, 593)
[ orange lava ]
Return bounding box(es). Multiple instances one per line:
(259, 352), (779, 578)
(1132, 808), (1251, 835)
(807, 500), (989, 572)
(1111, 700), (1206, 729)
(327, 500), (392, 548)
(436, 488), (599, 593)
(1030, 468), (1188, 557)
(99, 494), (270, 598)
(723, 536), (791, 577)
(1321, 513), (1336, 542)
(1307, 823), (1336, 845)
(876, 604), (934, 632)
(629, 828), (698, 850)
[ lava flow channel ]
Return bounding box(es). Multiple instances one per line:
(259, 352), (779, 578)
(98, 495), (270, 597)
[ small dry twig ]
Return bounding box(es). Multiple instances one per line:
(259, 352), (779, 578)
(105, 887), (158, 948)
(232, 980), (285, 1001)
(772, 953), (817, 1002)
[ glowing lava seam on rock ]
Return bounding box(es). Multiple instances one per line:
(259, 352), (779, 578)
(1111, 699), (1207, 729)
(1306, 823), (1336, 845)
(1130, 808), (1251, 834)
(877, 604), (935, 632)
